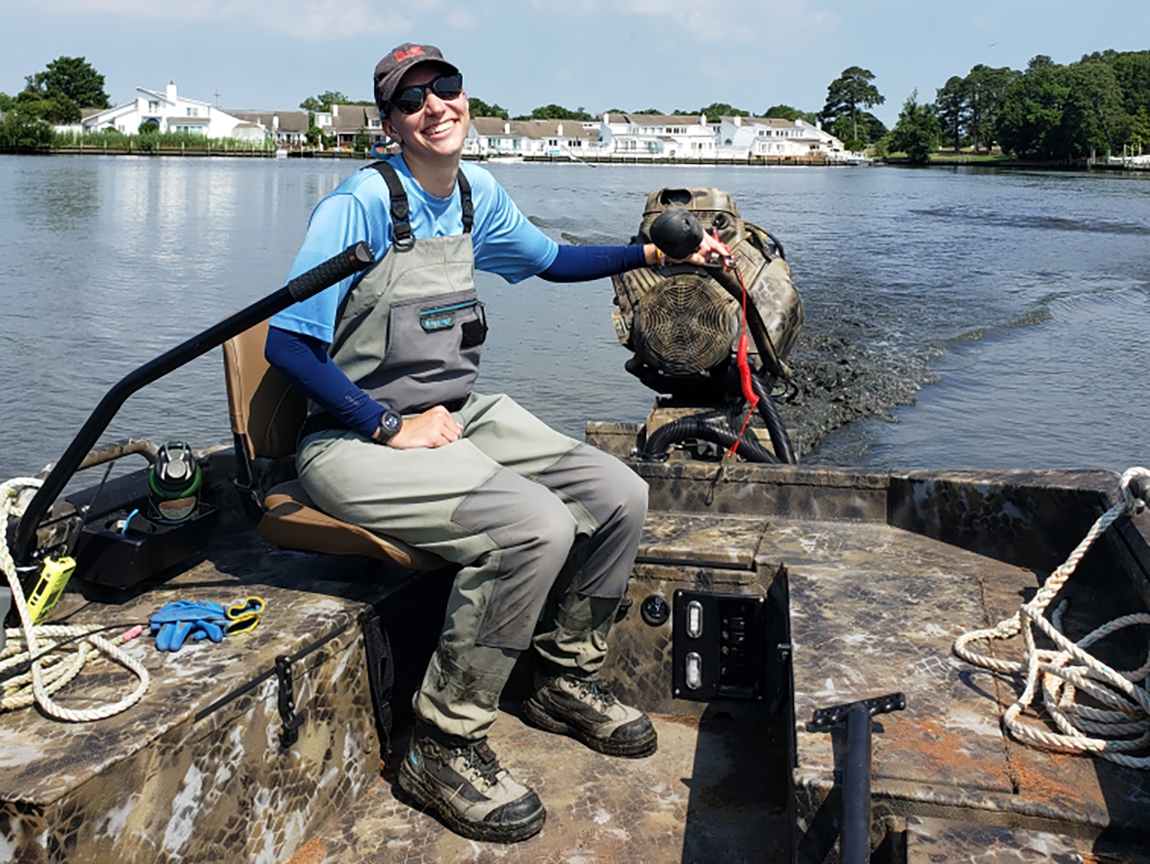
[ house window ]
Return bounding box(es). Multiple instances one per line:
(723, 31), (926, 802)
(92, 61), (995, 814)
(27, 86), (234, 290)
(186, 107), (199, 117)
(148, 101), (159, 112)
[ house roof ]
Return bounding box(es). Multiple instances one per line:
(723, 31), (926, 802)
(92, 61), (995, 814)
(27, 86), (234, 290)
(137, 86), (211, 109)
(471, 117), (596, 141)
(610, 113), (711, 126)
(327, 105), (377, 131)
(229, 111), (309, 133)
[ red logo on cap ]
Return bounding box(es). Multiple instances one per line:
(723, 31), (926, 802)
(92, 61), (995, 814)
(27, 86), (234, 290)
(394, 46), (426, 62)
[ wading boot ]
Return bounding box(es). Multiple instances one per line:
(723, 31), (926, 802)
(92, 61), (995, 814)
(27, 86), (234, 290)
(397, 724), (546, 843)
(524, 673), (658, 758)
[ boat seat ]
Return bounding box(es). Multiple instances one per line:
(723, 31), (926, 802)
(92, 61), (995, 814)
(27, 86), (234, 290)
(221, 319), (443, 571)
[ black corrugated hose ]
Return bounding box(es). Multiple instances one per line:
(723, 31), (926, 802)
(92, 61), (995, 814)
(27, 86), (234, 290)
(749, 374), (797, 464)
(640, 417), (779, 463)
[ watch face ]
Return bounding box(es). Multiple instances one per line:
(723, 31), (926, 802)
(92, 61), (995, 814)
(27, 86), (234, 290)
(381, 411), (402, 435)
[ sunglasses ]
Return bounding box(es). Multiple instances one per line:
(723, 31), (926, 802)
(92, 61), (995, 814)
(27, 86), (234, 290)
(390, 72), (464, 115)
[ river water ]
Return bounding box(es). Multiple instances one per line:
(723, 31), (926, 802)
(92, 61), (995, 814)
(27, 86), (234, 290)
(1, 155), (1148, 486)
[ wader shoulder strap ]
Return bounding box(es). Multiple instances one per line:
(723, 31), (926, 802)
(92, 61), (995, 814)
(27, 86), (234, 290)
(370, 161), (414, 252)
(369, 161), (474, 246)
(457, 170), (474, 234)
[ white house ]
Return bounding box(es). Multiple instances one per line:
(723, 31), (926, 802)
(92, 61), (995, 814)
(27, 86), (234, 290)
(313, 104), (385, 149)
(717, 116), (846, 159)
(229, 110), (310, 146)
(81, 82), (244, 138)
(598, 113), (717, 157)
(465, 118), (599, 159)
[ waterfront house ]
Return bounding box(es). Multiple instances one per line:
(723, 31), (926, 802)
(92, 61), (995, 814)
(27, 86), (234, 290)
(228, 111), (309, 147)
(599, 113), (717, 158)
(81, 82), (245, 138)
(718, 116), (847, 160)
(313, 105), (385, 150)
(466, 118), (599, 159)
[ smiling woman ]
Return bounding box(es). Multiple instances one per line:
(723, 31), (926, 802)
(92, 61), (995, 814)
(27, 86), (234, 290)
(259, 40), (729, 846)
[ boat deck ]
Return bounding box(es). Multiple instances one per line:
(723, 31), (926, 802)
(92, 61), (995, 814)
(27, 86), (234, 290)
(290, 708), (789, 864)
(3, 462), (1149, 863)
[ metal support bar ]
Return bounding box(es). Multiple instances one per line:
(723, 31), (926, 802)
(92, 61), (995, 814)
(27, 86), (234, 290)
(810, 691), (906, 864)
(13, 243), (373, 571)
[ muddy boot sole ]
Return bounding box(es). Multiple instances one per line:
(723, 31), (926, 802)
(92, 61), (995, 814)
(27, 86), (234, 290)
(523, 697), (658, 758)
(397, 756), (546, 843)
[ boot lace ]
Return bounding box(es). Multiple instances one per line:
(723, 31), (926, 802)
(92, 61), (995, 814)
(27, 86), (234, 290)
(453, 739), (503, 788)
(570, 676), (618, 712)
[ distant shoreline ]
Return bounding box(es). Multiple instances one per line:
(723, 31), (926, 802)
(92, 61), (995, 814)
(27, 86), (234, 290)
(3, 146), (1148, 172)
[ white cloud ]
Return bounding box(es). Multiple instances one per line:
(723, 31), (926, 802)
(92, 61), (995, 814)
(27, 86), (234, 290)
(621, 0), (838, 45)
(35, 0), (413, 40)
(528, 0), (600, 16)
(447, 6), (478, 29)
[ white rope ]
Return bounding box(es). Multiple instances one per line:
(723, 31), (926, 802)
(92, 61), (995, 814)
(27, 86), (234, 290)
(1, 477), (149, 721)
(954, 466), (1150, 769)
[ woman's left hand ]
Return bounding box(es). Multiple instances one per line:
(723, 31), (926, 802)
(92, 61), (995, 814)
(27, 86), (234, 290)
(688, 231), (731, 267)
(647, 233), (732, 267)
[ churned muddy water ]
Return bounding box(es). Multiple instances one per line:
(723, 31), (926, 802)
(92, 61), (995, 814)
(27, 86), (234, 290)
(1, 155), (1148, 483)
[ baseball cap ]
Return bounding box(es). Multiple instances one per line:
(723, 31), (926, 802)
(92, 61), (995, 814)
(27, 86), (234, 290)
(374, 43), (460, 110)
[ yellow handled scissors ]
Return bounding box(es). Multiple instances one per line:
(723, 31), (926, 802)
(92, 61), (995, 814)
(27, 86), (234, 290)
(225, 596), (265, 635)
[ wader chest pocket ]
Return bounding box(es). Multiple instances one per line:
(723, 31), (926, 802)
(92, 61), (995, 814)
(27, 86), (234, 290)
(384, 295), (487, 374)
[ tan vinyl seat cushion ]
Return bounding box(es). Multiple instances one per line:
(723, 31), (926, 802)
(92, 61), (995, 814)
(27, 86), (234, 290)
(223, 319), (444, 571)
(259, 480), (442, 570)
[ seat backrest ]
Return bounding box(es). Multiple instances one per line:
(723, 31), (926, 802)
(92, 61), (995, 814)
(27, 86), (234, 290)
(222, 320), (307, 460)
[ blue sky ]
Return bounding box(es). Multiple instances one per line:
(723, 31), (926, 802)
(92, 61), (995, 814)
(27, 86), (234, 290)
(2, 1), (1148, 127)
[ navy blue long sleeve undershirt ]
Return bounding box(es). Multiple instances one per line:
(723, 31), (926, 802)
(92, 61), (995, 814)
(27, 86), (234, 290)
(265, 244), (650, 431)
(538, 243), (648, 282)
(266, 325), (385, 437)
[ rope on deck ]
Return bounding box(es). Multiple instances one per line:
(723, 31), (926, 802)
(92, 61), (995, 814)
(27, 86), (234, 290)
(954, 466), (1150, 770)
(1, 477), (149, 720)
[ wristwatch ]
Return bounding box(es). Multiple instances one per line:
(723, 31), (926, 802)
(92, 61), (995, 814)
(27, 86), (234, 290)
(375, 409), (403, 444)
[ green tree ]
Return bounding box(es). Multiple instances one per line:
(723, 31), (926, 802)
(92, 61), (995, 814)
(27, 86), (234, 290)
(672, 102), (748, 118)
(996, 57), (1073, 160)
(468, 96), (509, 119)
(964, 64), (1016, 153)
(763, 104), (817, 124)
(935, 76), (967, 151)
(1107, 50), (1150, 116)
(1129, 107), (1150, 154)
(888, 90), (940, 164)
(299, 91), (349, 112)
(857, 111), (889, 142)
(22, 56), (109, 109)
(821, 66), (885, 142)
(35, 96), (81, 124)
(0, 102), (54, 148)
(515, 104), (595, 121)
(0, 92), (13, 111)
(353, 128), (372, 152)
(1064, 60), (1128, 156)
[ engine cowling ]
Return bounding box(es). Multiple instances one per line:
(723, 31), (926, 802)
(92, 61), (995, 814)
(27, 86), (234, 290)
(611, 187), (804, 397)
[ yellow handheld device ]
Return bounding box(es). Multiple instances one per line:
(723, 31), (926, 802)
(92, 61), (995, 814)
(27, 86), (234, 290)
(26, 557), (77, 624)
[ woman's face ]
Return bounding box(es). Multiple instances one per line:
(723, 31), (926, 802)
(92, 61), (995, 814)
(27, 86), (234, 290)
(383, 65), (469, 164)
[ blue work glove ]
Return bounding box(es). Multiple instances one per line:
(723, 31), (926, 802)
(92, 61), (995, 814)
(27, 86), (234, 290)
(150, 600), (228, 651)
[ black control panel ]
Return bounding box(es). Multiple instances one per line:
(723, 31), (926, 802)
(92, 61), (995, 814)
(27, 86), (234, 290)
(671, 590), (766, 702)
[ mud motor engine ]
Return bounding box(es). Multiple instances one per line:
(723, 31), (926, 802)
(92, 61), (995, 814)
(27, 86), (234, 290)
(611, 187), (804, 463)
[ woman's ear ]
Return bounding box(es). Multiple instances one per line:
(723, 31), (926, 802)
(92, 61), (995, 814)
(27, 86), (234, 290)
(381, 115), (399, 144)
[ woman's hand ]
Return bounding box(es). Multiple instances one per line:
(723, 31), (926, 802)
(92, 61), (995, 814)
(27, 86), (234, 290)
(644, 232), (732, 268)
(384, 405), (462, 449)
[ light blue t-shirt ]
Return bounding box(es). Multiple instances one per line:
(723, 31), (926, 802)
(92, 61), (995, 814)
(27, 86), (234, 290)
(270, 154), (559, 343)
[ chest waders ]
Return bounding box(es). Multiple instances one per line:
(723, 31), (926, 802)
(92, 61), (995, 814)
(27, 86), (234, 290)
(296, 161), (648, 740)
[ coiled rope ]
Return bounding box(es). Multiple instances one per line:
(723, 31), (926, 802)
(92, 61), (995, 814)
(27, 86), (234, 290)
(1, 477), (149, 720)
(954, 466), (1150, 769)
